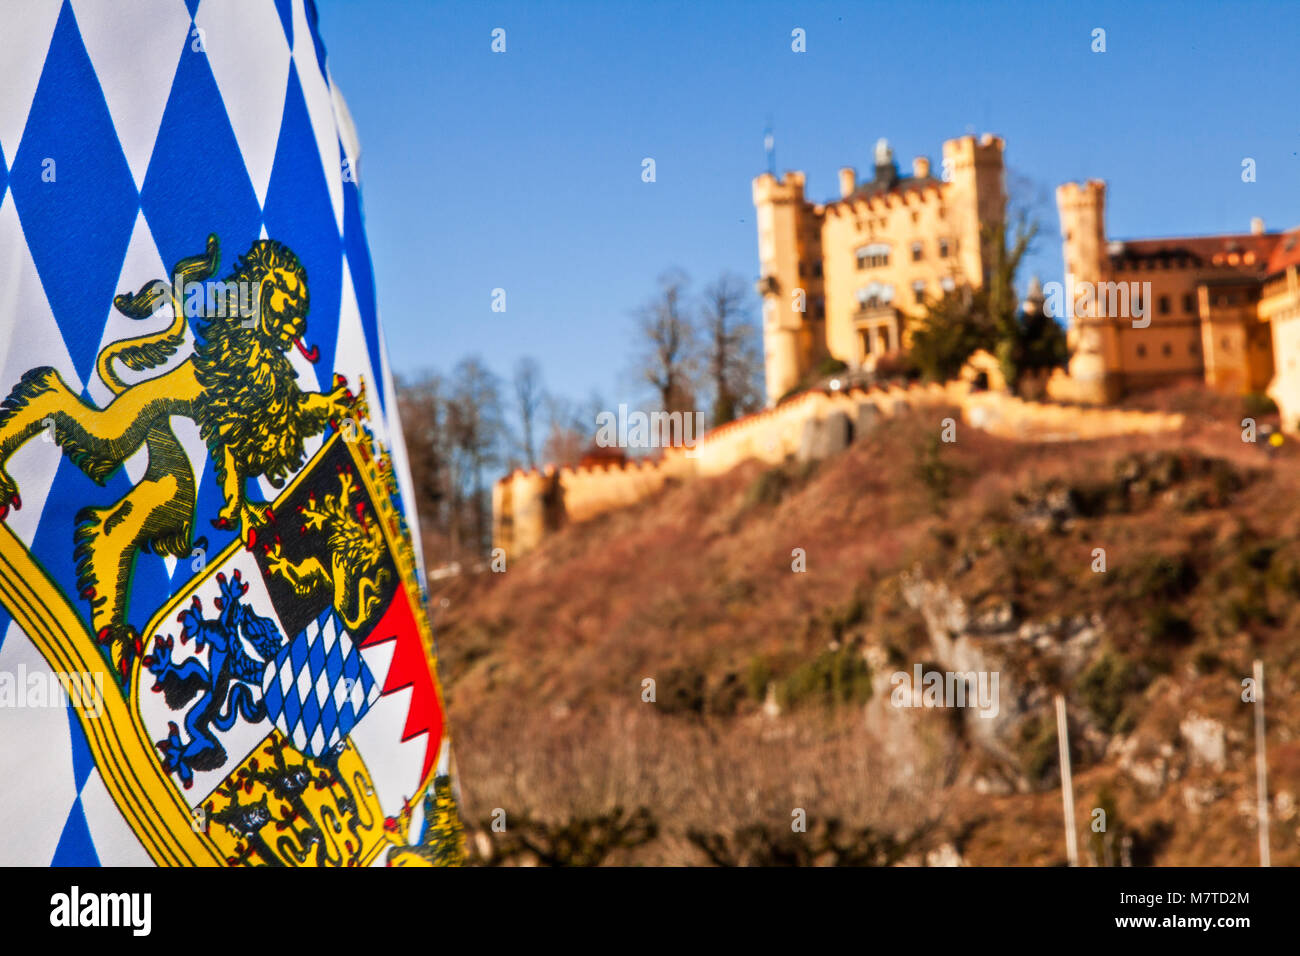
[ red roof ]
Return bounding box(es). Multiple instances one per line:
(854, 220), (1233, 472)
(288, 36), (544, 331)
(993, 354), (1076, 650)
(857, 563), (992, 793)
(1108, 232), (1283, 274)
(1266, 228), (1300, 276)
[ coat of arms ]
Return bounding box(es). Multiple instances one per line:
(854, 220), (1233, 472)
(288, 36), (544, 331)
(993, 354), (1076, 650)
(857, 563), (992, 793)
(0, 235), (462, 866)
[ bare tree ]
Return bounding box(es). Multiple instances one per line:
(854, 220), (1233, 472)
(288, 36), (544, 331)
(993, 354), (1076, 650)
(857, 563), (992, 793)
(447, 356), (505, 556)
(540, 390), (605, 466)
(395, 370), (450, 526)
(541, 393), (584, 467)
(512, 356), (543, 468)
(700, 273), (763, 426)
(633, 269), (698, 415)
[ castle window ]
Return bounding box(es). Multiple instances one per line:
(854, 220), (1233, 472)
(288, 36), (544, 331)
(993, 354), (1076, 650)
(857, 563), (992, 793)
(1162, 343), (1172, 356)
(1137, 344), (1147, 358)
(940, 276), (956, 293)
(1222, 337), (1230, 350)
(856, 243), (890, 269)
(912, 280), (926, 303)
(1183, 293), (1195, 313)
(856, 282), (894, 309)
(911, 242), (923, 262)
(938, 238), (950, 258)
(1158, 295), (1170, 315)
(1190, 341), (1200, 354)
(813, 262), (823, 278)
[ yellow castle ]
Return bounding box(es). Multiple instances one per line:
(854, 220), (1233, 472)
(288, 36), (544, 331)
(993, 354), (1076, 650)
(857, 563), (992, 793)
(753, 133), (1007, 402)
(490, 136), (1300, 560)
(1055, 179), (1300, 413)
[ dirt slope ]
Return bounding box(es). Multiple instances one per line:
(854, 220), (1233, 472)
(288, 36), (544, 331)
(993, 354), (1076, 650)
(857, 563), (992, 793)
(432, 386), (1300, 865)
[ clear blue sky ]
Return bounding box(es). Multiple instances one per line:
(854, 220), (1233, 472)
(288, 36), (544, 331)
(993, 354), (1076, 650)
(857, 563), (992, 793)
(317, 0), (1300, 408)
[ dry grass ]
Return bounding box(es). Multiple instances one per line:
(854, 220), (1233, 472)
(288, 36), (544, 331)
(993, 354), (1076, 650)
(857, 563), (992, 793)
(430, 388), (1300, 865)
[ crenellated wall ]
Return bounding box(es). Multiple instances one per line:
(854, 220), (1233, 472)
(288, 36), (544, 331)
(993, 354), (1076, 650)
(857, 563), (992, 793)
(492, 379), (1185, 558)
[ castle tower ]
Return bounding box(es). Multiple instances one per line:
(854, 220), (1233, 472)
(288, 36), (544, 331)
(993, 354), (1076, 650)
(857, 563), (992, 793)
(1056, 180), (1120, 402)
(753, 171), (823, 404)
(941, 134), (1007, 286)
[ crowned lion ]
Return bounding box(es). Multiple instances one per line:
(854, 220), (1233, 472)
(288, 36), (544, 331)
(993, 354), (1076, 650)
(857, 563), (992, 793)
(0, 235), (356, 681)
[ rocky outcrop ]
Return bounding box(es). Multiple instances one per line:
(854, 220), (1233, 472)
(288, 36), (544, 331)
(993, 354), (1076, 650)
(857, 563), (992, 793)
(893, 566), (1104, 786)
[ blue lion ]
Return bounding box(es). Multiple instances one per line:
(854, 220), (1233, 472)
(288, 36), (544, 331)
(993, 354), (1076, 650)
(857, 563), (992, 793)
(144, 568), (285, 789)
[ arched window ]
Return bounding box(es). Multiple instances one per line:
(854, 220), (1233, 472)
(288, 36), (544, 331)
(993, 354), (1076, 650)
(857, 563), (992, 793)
(856, 282), (895, 309)
(855, 243), (891, 269)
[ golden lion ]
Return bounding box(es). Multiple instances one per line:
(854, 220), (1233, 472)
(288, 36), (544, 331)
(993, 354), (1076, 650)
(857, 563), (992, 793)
(263, 467), (390, 633)
(0, 235), (355, 680)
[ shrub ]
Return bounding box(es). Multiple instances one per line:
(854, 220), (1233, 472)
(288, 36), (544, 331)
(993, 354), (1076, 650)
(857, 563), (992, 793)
(1242, 392), (1278, 418)
(913, 434), (958, 513)
(656, 665), (707, 715)
(1016, 712), (1060, 784)
(744, 466), (790, 509)
(1143, 605), (1194, 645)
(1075, 651), (1141, 733)
(472, 807), (657, 866)
(687, 818), (921, 866)
(777, 647), (872, 710)
(815, 356), (849, 379)
(1130, 552), (1197, 601)
(746, 655), (773, 702)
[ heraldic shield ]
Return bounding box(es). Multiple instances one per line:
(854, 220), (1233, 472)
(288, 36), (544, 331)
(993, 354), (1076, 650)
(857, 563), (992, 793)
(135, 431), (450, 866)
(0, 234), (461, 866)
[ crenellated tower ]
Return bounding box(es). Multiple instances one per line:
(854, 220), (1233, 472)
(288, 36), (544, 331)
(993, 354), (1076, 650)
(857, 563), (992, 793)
(1056, 180), (1120, 403)
(752, 171), (825, 404)
(941, 133), (1007, 286)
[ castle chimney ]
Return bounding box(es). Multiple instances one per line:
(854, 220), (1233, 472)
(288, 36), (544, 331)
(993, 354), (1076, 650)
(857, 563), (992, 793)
(1251, 217), (1265, 235)
(839, 167), (856, 198)
(912, 156), (931, 179)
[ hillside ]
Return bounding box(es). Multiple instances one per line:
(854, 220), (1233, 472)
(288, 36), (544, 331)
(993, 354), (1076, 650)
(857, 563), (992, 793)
(431, 385), (1300, 865)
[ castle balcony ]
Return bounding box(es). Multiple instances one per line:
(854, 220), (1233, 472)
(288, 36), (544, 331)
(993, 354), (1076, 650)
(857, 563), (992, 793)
(852, 304), (901, 357)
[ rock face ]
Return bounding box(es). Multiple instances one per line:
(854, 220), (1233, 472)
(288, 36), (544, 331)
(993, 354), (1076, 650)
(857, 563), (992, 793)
(1011, 481), (1080, 533)
(1179, 714), (1226, 771)
(895, 567), (1104, 786)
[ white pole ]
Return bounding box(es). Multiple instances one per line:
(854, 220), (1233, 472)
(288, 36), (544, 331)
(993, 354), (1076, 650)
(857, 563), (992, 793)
(1254, 659), (1270, 867)
(1055, 694), (1079, 867)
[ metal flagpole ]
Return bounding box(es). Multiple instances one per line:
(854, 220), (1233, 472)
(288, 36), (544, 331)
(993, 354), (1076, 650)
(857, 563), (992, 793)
(764, 115), (775, 176)
(1255, 659), (1270, 867)
(1055, 694), (1079, 867)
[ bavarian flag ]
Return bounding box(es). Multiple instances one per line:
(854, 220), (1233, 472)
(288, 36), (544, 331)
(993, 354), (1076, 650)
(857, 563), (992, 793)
(0, 0), (464, 866)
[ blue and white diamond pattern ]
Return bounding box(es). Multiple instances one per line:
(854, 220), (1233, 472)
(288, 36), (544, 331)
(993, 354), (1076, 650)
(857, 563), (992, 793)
(262, 608), (380, 759)
(0, 0), (404, 865)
